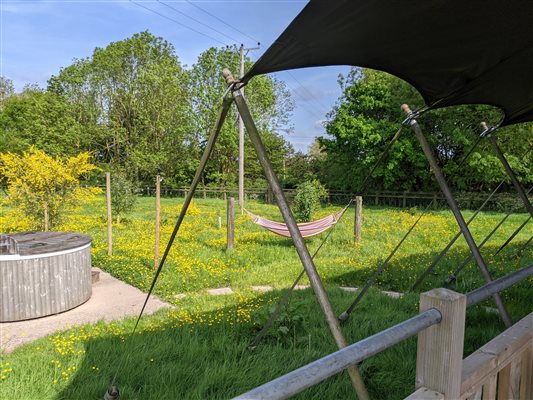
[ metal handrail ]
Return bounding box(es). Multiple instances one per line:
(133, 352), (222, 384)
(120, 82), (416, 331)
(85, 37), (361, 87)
(233, 309), (442, 400)
(466, 263), (533, 307)
(233, 264), (533, 399)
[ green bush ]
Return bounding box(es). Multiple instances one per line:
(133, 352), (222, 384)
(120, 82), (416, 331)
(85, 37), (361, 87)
(292, 179), (328, 222)
(111, 172), (137, 224)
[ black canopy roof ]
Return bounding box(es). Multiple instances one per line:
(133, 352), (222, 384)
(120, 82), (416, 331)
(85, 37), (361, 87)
(243, 0), (533, 127)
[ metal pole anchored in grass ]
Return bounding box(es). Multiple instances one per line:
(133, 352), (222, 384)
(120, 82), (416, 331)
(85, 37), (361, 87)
(412, 181), (504, 290)
(494, 216), (531, 256)
(402, 104), (512, 328)
(339, 199), (433, 321)
(225, 68), (369, 400)
(514, 235), (532, 259)
(448, 186), (533, 283)
(483, 122), (533, 217)
(106, 97), (233, 396)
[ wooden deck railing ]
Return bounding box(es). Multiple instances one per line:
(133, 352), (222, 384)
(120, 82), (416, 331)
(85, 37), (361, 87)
(459, 315), (531, 400)
(232, 265), (533, 400)
(407, 313), (532, 400)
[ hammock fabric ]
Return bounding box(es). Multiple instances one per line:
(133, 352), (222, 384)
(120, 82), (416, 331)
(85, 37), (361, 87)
(244, 207), (347, 238)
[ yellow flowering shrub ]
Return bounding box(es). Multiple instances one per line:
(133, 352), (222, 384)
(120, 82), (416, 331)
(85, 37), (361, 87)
(0, 147), (101, 231)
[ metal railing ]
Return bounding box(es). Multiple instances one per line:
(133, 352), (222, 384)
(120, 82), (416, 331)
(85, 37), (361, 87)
(466, 263), (533, 307)
(233, 264), (533, 400)
(233, 309), (442, 400)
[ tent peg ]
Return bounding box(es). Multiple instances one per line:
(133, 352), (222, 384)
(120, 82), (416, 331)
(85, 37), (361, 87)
(104, 385), (120, 400)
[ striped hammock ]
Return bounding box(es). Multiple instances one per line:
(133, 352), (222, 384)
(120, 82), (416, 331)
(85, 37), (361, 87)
(244, 207), (347, 238)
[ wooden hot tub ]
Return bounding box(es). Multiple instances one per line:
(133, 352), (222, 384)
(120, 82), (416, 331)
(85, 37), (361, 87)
(0, 232), (92, 322)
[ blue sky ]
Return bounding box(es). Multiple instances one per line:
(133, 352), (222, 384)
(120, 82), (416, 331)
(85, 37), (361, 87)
(1, 0), (351, 152)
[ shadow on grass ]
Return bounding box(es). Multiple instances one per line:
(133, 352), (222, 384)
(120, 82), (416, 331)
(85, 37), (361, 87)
(50, 277), (519, 400)
(52, 288), (424, 400)
(326, 240), (531, 321)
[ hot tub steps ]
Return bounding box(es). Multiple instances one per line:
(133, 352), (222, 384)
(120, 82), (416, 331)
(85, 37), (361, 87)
(91, 268), (101, 284)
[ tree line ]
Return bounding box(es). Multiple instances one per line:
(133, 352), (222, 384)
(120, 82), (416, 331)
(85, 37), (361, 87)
(0, 31), (297, 190)
(1, 32), (531, 194)
(317, 69), (532, 193)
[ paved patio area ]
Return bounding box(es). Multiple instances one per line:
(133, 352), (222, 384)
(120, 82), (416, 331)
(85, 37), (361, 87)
(0, 268), (171, 353)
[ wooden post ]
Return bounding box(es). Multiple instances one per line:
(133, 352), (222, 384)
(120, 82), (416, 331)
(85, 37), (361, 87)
(43, 205), (49, 232)
(354, 196), (363, 243)
(227, 197), (234, 251)
(106, 172), (112, 256)
(416, 288), (466, 399)
(154, 175), (161, 268)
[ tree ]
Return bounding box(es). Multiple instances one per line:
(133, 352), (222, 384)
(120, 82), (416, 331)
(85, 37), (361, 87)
(110, 172), (137, 224)
(48, 31), (193, 185)
(320, 68), (532, 192)
(283, 150), (315, 189)
(188, 46), (294, 187)
(0, 76), (14, 109)
(0, 87), (84, 155)
(293, 179), (328, 222)
(0, 147), (100, 231)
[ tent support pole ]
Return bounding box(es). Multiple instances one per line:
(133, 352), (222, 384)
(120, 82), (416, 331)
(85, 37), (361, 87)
(485, 130), (533, 217)
(448, 186), (533, 282)
(494, 216), (531, 256)
(515, 235), (532, 257)
(402, 104), (512, 328)
(225, 69), (369, 400)
(411, 181), (503, 290)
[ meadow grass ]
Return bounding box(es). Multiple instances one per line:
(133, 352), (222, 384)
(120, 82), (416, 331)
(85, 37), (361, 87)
(0, 196), (531, 399)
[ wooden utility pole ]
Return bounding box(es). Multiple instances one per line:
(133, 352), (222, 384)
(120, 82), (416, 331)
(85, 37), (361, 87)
(238, 43), (260, 211)
(106, 172), (112, 256)
(154, 174), (161, 268)
(354, 196), (363, 243)
(227, 197), (235, 251)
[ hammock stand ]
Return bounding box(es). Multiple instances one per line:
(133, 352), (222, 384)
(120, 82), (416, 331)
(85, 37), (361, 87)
(243, 206), (348, 238)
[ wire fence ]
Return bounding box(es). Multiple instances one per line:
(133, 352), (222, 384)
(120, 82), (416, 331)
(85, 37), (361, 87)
(90, 184), (531, 212)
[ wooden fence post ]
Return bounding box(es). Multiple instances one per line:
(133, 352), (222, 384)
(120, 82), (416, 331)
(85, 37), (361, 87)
(227, 197), (234, 251)
(154, 175), (161, 268)
(416, 288), (466, 399)
(106, 172), (112, 256)
(354, 196), (363, 243)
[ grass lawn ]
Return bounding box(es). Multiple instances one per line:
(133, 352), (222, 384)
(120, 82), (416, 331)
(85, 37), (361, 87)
(1, 196), (531, 399)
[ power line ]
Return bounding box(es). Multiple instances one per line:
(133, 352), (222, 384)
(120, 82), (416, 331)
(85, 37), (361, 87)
(286, 70), (331, 113)
(185, 0), (260, 44)
(157, 0), (241, 44)
(282, 77), (326, 117)
(129, 0), (228, 46)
